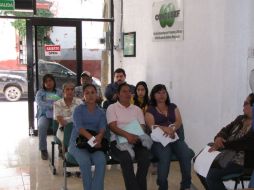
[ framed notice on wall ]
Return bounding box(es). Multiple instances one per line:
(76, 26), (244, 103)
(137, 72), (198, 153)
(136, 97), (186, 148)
(123, 32), (136, 57)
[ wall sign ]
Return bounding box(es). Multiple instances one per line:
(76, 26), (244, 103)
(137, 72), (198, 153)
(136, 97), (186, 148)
(152, 0), (184, 41)
(123, 32), (136, 57)
(0, 0), (14, 10)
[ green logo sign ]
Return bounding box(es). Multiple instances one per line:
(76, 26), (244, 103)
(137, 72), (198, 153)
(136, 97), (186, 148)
(155, 3), (180, 28)
(0, 0), (14, 10)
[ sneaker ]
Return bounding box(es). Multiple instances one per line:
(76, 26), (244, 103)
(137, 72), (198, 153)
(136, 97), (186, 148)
(41, 150), (48, 160)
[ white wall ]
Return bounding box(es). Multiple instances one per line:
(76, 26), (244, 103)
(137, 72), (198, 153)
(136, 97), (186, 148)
(113, 0), (254, 153)
(0, 19), (17, 60)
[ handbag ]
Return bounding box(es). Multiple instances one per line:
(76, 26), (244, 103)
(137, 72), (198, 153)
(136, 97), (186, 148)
(76, 129), (109, 154)
(214, 149), (236, 168)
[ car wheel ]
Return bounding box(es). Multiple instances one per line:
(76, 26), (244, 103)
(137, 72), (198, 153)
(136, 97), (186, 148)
(4, 86), (22, 101)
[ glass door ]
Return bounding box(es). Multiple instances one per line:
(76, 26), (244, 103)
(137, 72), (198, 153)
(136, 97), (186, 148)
(26, 18), (82, 135)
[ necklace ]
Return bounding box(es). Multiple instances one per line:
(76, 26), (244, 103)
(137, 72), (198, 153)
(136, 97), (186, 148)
(156, 105), (168, 117)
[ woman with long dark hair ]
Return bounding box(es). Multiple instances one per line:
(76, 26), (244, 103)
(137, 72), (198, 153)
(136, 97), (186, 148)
(132, 81), (149, 114)
(69, 84), (107, 190)
(145, 84), (192, 190)
(35, 74), (62, 160)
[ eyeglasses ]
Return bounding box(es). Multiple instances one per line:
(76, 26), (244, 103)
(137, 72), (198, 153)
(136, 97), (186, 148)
(243, 101), (251, 106)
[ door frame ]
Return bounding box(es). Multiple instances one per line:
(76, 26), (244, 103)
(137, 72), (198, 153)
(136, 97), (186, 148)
(26, 18), (83, 135)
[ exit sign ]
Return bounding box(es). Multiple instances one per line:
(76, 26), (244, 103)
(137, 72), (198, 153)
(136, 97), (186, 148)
(0, 0), (14, 10)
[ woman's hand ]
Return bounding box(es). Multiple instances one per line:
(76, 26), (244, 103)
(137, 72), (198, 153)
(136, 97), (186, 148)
(208, 137), (225, 152)
(126, 133), (139, 144)
(94, 133), (103, 148)
(161, 126), (175, 139)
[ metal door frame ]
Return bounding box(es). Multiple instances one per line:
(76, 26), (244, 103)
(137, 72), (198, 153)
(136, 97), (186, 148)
(26, 18), (83, 135)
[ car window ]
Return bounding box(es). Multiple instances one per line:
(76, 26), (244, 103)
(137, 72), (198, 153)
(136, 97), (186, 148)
(47, 64), (69, 76)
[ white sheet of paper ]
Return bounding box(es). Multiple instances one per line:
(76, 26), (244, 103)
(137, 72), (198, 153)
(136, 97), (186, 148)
(151, 126), (179, 147)
(193, 145), (221, 177)
(87, 136), (97, 147)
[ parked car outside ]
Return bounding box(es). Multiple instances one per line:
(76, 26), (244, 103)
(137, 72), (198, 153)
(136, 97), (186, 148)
(38, 60), (101, 88)
(0, 60), (101, 101)
(0, 73), (28, 101)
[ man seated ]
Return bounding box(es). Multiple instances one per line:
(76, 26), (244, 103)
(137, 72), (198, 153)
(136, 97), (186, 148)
(75, 70), (103, 105)
(103, 68), (135, 109)
(196, 93), (254, 190)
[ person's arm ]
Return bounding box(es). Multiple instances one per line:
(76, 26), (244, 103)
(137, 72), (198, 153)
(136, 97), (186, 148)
(104, 84), (117, 102)
(171, 107), (182, 131)
(108, 121), (139, 144)
(35, 89), (52, 110)
(209, 116), (245, 152)
(94, 110), (107, 147)
(144, 112), (155, 130)
(214, 116), (243, 140)
(223, 131), (254, 151)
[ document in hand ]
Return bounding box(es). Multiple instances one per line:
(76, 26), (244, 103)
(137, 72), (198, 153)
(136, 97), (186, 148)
(151, 126), (179, 147)
(117, 120), (144, 143)
(193, 145), (220, 177)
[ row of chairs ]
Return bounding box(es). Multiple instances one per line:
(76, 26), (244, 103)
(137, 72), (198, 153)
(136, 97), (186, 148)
(49, 121), (196, 189)
(48, 122), (252, 190)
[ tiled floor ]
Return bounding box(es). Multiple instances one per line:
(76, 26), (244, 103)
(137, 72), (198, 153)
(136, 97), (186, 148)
(0, 101), (207, 190)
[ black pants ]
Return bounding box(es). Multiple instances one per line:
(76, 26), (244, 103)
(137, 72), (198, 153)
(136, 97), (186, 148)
(197, 162), (244, 190)
(111, 142), (150, 190)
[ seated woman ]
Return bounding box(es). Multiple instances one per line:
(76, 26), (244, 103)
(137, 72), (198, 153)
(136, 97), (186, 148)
(68, 84), (107, 190)
(131, 81), (149, 114)
(53, 82), (83, 154)
(145, 84), (192, 190)
(197, 93), (254, 190)
(35, 74), (62, 160)
(106, 82), (151, 190)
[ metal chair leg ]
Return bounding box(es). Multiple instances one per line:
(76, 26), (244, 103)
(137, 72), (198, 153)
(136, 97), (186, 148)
(62, 160), (68, 190)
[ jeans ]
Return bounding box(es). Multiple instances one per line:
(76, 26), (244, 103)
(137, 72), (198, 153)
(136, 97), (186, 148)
(249, 170), (254, 188)
(197, 162), (244, 190)
(37, 116), (52, 151)
(111, 142), (150, 190)
(151, 140), (192, 190)
(69, 144), (106, 190)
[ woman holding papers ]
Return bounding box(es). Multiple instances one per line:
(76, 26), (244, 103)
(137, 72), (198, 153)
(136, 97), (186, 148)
(106, 82), (151, 190)
(35, 74), (62, 160)
(196, 93), (254, 190)
(68, 84), (107, 190)
(145, 84), (192, 190)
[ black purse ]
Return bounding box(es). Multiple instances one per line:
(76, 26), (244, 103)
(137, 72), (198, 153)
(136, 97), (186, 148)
(76, 129), (109, 154)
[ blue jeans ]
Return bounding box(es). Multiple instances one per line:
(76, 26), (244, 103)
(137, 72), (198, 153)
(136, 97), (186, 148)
(151, 140), (192, 190)
(37, 116), (52, 151)
(69, 144), (106, 190)
(197, 162), (244, 190)
(249, 170), (254, 188)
